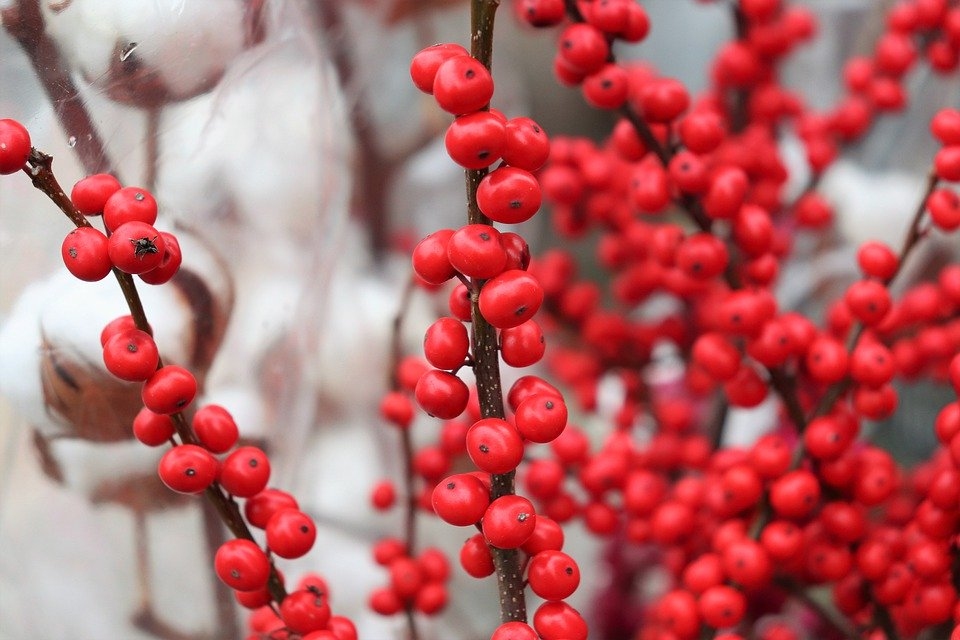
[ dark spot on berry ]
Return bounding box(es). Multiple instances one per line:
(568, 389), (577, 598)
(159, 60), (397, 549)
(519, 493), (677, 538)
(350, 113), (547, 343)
(517, 512), (529, 522)
(231, 569), (240, 578)
(134, 192), (145, 201)
(68, 247), (78, 258)
(479, 444), (489, 453)
(601, 79), (613, 89)
(127, 343), (138, 352)
(479, 232), (490, 241)
(515, 305), (527, 316)
(545, 401), (554, 409)
(565, 566), (573, 575)
(465, 69), (475, 79)
(248, 458), (258, 467)
(532, 126), (541, 133)
(300, 525), (310, 533)
(446, 481), (456, 490)
(478, 150), (489, 159)
(509, 200), (522, 209)
(185, 467), (196, 477)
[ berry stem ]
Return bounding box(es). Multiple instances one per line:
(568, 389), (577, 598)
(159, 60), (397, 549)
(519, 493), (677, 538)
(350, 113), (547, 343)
(467, 0), (528, 625)
(2, 0), (113, 175)
(389, 273), (423, 640)
(21, 147), (288, 606)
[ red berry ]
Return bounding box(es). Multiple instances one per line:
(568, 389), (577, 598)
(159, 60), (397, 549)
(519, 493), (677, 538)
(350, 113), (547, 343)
(221, 446), (271, 498)
(414, 369), (469, 419)
(107, 221), (166, 275)
(502, 117), (550, 171)
(214, 539), (270, 592)
(483, 495), (536, 549)
(500, 320), (545, 368)
(0, 118), (31, 174)
(491, 621), (539, 640)
(71, 173), (121, 215)
(245, 488), (299, 529)
(102, 328), (159, 381)
(158, 444), (218, 494)
(582, 64), (630, 110)
(935, 146), (960, 182)
(138, 231), (182, 285)
(132, 407), (175, 446)
(478, 270), (544, 329)
(103, 186), (158, 231)
(100, 314), (145, 346)
(928, 188), (960, 231)
(533, 601), (588, 640)
(280, 588), (331, 634)
(431, 473), (490, 526)
(380, 391), (415, 428)
(698, 585), (747, 629)
(527, 550), (580, 601)
(476, 167), (542, 224)
(412, 229), (457, 285)
(61, 227), (112, 282)
(266, 509), (317, 559)
(433, 56), (494, 114)
(856, 241), (898, 279)
(445, 111), (506, 170)
(423, 317), (470, 370)
(460, 533), (495, 578)
(447, 224), (507, 279)
(466, 417), (524, 474)
(932, 108), (960, 145)
(769, 469), (820, 519)
(557, 23), (609, 75)
(142, 365), (197, 414)
(370, 479), (396, 511)
(192, 404), (239, 453)
(410, 43), (469, 94)
(637, 77), (690, 123)
(514, 394), (567, 443)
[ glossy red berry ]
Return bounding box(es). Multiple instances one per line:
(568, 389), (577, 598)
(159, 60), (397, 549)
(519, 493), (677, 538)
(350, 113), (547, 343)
(142, 365), (197, 414)
(102, 328), (159, 381)
(132, 407), (175, 446)
(698, 585), (747, 629)
(460, 533), (495, 578)
(476, 167), (542, 224)
(410, 43), (469, 94)
(582, 64), (630, 109)
(266, 509), (317, 559)
(533, 601), (588, 640)
(557, 23), (609, 74)
(502, 117), (550, 171)
(466, 417), (524, 474)
(433, 56), (495, 114)
(191, 404), (239, 454)
(71, 173), (121, 215)
(445, 111), (506, 170)
(527, 550), (580, 601)
(61, 227), (112, 282)
(491, 621), (539, 640)
(107, 221), (166, 275)
(103, 186), (158, 231)
(857, 241), (899, 279)
(447, 224), (507, 279)
(158, 444), (218, 494)
(414, 369), (469, 419)
(677, 233), (729, 280)
(769, 469), (820, 519)
(220, 446), (271, 498)
(500, 320), (545, 368)
(380, 391), (415, 428)
(245, 488), (299, 529)
(138, 231), (182, 285)
(368, 586), (403, 615)
(214, 539), (270, 592)
(483, 495), (536, 549)
(928, 188), (960, 231)
(935, 146), (960, 182)
(431, 473), (490, 526)
(478, 270), (544, 329)
(638, 77), (690, 123)
(423, 317), (470, 370)
(844, 280), (891, 325)
(413, 229), (457, 285)
(514, 394), (567, 443)
(0, 118), (31, 174)
(280, 588), (331, 635)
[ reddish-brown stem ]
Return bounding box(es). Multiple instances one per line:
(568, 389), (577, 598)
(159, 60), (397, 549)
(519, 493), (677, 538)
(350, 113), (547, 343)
(388, 274), (422, 640)
(2, 0), (113, 176)
(467, 0), (527, 625)
(22, 148), (287, 605)
(774, 577), (860, 640)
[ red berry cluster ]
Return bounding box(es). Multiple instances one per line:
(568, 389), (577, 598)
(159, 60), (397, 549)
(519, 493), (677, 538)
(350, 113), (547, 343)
(0, 118), (358, 640)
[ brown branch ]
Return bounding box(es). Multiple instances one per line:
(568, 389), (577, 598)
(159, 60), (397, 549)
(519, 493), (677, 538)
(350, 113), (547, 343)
(2, 0), (113, 176)
(775, 577), (859, 640)
(22, 147), (287, 605)
(466, 0), (526, 625)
